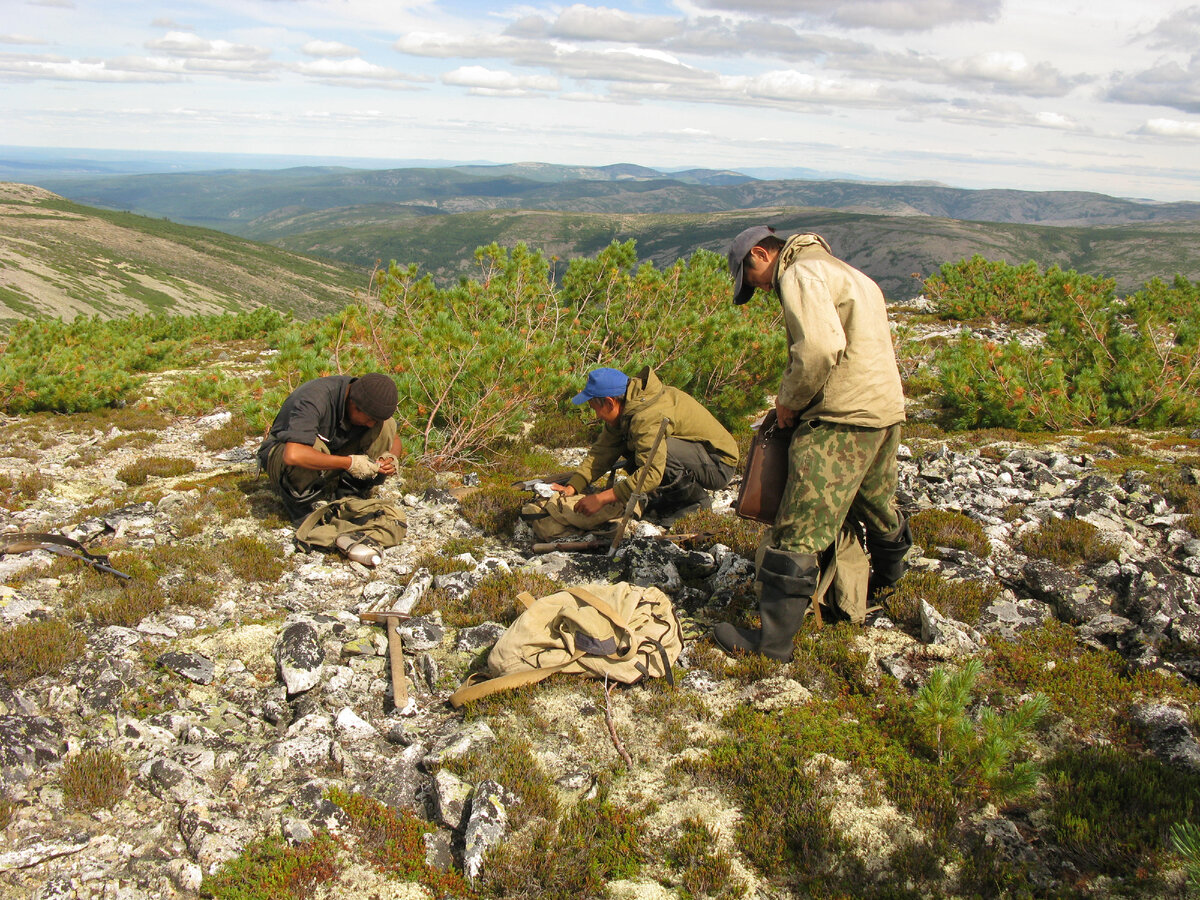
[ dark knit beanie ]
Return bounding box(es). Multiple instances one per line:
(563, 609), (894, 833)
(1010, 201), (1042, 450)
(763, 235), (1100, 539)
(348, 373), (398, 420)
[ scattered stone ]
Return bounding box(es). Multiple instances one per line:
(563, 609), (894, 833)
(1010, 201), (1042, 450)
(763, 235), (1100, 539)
(463, 780), (517, 881)
(0, 715), (64, 774)
(431, 769), (473, 830)
(454, 622), (506, 652)
(920, 601), (982, 653)
(274, 621), (325, 695)
(157, 650), (215, 685)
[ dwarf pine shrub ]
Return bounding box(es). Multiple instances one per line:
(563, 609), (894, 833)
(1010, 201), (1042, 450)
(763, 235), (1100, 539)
(265, 240), (784, 467)
(912, 660), (1047, 803)
(1171, 821), (1200, 892)
(927, 260), (1200, 430)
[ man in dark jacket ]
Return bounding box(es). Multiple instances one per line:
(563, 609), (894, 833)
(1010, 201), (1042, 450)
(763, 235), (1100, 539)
(551, 366), (739, 519)
(258, 373), (404, 524)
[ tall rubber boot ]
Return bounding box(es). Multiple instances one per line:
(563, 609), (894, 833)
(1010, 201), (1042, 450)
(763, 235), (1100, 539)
(713, 549), (819, 661)
(867, 517), (913, 595)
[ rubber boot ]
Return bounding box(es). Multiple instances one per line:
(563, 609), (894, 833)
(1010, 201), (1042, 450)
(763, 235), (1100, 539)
(867, 517), (913, 595)
(713, 549), (819, 661)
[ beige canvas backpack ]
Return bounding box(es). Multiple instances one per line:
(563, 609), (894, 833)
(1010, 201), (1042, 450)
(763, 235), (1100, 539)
(518, 493), (635, 541)
(449, 582), (683, 707)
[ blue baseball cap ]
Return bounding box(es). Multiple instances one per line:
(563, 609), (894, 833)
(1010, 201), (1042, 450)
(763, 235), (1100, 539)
(571, 368), (629, 405)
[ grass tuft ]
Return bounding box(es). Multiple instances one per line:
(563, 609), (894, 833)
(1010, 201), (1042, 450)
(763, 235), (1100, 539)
(909, 509), (991, 559)
(1018, 517), (1121, 567)
(61, 747), (128, 811)
(116, 455), (196, 485)
(0, 619), (86, 683)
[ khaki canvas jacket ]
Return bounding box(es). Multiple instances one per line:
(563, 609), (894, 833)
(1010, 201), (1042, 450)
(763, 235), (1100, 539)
(773, 233), (906, 428)
(567, 367), (740, 503)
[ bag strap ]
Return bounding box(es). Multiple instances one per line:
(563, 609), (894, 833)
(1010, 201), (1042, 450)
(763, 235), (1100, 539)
(448, 651), (586, 707)
(516, 591), (537, 610)
(565, 586), (632, 632)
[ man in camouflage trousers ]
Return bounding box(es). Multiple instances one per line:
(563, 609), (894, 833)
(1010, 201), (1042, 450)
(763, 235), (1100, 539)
(714, 226), (911, 660)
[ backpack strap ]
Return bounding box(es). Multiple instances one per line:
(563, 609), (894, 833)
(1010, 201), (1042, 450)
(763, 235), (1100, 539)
(448, 651), (586, 708)
(516, 591), (537, 610)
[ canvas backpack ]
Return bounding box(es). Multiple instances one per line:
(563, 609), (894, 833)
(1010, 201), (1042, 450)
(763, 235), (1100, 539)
(293, 496), (407, 551)
(449, 581), (683, 707)
(518, 493), (636, 541)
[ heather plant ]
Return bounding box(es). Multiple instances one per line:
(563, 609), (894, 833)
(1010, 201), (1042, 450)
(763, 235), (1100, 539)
(928, 260), (1200, 430)
(201, 832), (340, 900)
(1018, 516), (1121, 567)
(909, 508), (991, 559)
(0, 618), (86, 683)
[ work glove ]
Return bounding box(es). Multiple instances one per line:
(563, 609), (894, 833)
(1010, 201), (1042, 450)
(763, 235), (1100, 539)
(346, 455), (380, 479)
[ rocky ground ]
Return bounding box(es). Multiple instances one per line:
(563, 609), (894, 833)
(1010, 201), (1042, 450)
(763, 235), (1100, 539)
(2, 343), (1200, 899)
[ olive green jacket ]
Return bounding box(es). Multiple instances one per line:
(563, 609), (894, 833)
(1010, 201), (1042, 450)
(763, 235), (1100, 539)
(567, 367), (740, 503)
(774, 233), (906, 427)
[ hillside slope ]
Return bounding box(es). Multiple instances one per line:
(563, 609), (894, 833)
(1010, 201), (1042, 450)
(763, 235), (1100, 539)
(42, 163), (1200, 229)
(0, 183), (366, 324)
(268, 205), (1200, 300)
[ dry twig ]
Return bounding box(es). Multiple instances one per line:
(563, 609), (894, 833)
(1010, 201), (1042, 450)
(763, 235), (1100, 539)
(604, 676), (633, 769)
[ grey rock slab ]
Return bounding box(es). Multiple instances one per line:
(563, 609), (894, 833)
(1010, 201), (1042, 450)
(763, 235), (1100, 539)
(274, 620), (325, 695)
(432, 768), (473, 830)
(454, 622), (506, 653)
(0, 833), (90, 870)
(1131, 703), (1200, 773)
(157, 650), (215, 685)
(0, 714), (64, 774)
(397, 617), (445, 652)
(919, 600), (982, 653)
(423, 720), (496, 770)
(463, 779), (518, 881)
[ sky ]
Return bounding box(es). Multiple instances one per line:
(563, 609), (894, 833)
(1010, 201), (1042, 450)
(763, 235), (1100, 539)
(2, 0), (1200, 201)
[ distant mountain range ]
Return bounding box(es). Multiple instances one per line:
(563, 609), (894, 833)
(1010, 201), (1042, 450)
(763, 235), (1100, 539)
(1, 160), (1198, 321)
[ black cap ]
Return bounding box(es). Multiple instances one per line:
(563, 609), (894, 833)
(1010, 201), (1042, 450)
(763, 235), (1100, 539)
(728, 225), (777, 305)
(348, 373), (398, 420)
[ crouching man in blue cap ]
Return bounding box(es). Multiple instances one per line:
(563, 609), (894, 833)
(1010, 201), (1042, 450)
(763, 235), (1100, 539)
(549, 366), (740, 522)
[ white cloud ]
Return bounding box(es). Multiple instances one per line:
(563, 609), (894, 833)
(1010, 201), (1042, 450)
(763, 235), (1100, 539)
(394, 31), (516, 58)
(442, 65), (559, 94)
(1138, 118), (1200, 140)
(529, 5), (684, 43)
(1141, 6), (1200, 52)
(302, 40), (360, 58)
(689, 0), (1001, 32)
(146, 31), (269, 62)
(1109, 58), (1200, 114)
(0, 56), (182, 82)
(0, 34), (48, 45)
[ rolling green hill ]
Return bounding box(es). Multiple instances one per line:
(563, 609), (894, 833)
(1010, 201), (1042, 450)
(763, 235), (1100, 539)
(0, 183), (366, 324)
(264, 204), (1200, 300)
(43, 162), (1200, 231)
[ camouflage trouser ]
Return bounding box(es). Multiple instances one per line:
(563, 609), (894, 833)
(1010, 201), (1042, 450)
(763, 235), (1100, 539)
(768, 420), (903, 555)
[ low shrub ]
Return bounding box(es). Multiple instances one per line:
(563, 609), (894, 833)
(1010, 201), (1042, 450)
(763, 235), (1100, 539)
(662, 817), (744, 900)
(0, 619), (86, 683)
(116, 456), (196, 485)
(438, 569), (562, 628)
(479, 789), (647, 900)
(458, 483), (523, 537)
(1046, 745), (1200, 879)
(201, 832), (340, 900)
(887, 570), (1000, 629)
(224, 534), (286, 583)
(327, 788), (472, 898)
(61, 747), (128, 810)
(909, 509), (991, 559)
(1018, 517), (1120, 567)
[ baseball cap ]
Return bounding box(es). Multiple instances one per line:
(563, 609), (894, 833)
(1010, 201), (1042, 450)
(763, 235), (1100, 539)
(571, 368), (630, 405)
(728, 225), (777, 305)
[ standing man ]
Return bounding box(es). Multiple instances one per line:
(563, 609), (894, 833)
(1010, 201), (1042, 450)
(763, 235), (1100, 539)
(258, 373), (404, 524)
(714, 227), (912, 660)
(551, 366), (739, 521)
